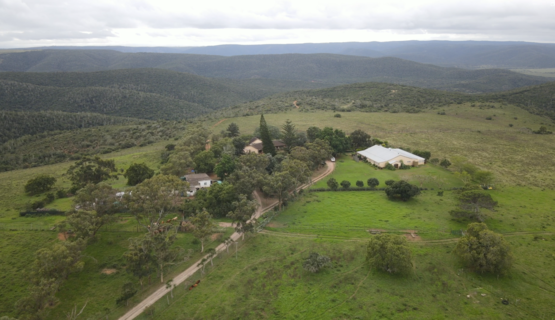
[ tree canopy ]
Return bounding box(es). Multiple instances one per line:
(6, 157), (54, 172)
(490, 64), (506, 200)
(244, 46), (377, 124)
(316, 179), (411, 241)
(385, 180), (421, 201)
(366, 234), (412, 274)
(259, 114), (276, 156)
(66, 156), (116, 190)
(124, 163), (154, 186)
(24, 174), (56, 195)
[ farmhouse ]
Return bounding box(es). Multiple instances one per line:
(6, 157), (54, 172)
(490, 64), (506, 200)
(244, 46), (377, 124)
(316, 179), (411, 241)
(243, 138), (286, 154)
(357, 145), (425, 168)
(182, 173), (212, 196)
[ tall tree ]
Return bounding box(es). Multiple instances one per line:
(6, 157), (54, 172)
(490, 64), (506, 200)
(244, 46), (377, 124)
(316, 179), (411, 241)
(151, 231), (181, 283)
(458, 190), (497, 214)
(124, 175), (187, 232)
(70, 183), (120, 239)
(306, 126), (322, 142)
(24, 175), (57, 195)
(259, 114), (276, 156)
(124, 163), (154, 186)
(226, 123), (240, 137)
(263, 171), (295, 210)
(214, 154), (236, 180)
(385, 180), (421, 201)
(193, 150), (216, 173)
(228, 195), (258, 240)
(281, 119), (297, 153)
(455, 223), (512, 274)
(280, 159), (311, 188)
(160, 148), (194, 177)
(350, 129), (371, 150)
(124, 236), (154, 287)
(190, 209), (216, 253)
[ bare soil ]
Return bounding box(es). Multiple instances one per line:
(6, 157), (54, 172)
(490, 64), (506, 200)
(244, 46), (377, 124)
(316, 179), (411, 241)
(210, 233), (223, 241)
(403, 230), (422, 241)
(101, 268), (117, 275)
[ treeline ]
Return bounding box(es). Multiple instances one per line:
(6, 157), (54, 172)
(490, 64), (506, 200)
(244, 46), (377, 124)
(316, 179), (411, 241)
(0, 121), (187, 171)
(0, 111), (138, 144)
(0, 50), (548, 93)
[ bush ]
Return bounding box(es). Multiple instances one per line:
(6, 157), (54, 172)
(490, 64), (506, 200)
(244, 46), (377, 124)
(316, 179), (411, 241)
(509, 124), (513, 127)
(449, 209), (484, 222)
(440, 158), (451, 168)
(24, 175), (57, 195)
(302, 252), (332, 273)
(334, 113), (341, 118)
(455, 223), (512, 274)
(385, 180), (421, 201)
(385, 180), (395, 186)
(485, 116), (493, 120)
(366, 234), (412, 274)
(56, 189), (67, 199)
(384, 163), (395, 170)
(340, 180), (351, 189)
(356, 180), (364, 187)
(367, 178), (379, 188)
(124, 163), (155, 186)
(327, 178), (339, 191)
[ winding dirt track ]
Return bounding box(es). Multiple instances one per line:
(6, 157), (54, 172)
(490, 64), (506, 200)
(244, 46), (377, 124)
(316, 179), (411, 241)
(118, 161), (335, 320)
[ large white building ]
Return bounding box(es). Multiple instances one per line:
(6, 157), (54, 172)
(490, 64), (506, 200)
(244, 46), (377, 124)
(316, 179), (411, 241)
(357, 145), (425, 168)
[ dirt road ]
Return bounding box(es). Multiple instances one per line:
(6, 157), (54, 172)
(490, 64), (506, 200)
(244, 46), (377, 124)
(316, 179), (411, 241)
(118, 161), (335, 320)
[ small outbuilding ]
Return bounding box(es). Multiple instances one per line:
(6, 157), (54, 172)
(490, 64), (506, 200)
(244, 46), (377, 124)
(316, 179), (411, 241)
(357, 145), (425, 168)
(243, 138), (286, 154)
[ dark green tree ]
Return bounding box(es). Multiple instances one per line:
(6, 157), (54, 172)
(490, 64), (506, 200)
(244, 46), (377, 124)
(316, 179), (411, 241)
(124, 163), (154, 186)
(385, 180), (421, 201)
(227, 195), (258, 240)
(116, 282), (137, 307)
(356, 180), (364, 187)
(214, 154), (236, 180)
(455, 223), (513, 274)
(412, 150), (431, 161)
(440, 158), (451, 168)
(259, 114), (276, 156)
(24, 175), (57, 195)
(385, 179), (395, 186)
(320, 127), (350, 155)
(193, 150), (216, 173)
(66, 156), (116, 190)
(232, 137), (246, 156)
(350, 129), (371, 150)
(306, 126), (322, 142)
(458, 190), (497, 214)
(327, 178), (339, 190)
(340, 180), (351, 189)
(281, 119), (297, 153)
(367, 178), (379, 188)
(366, 234), (412, 274)
(226, 123), (240, 137)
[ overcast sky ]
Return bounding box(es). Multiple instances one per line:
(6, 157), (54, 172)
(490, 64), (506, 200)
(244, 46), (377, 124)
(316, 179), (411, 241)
(1, 0), (554, 48)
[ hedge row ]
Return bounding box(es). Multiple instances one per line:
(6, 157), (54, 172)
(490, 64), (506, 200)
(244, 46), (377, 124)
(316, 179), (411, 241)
(310, 187), (462, 192)
(20, 210), (65, 217)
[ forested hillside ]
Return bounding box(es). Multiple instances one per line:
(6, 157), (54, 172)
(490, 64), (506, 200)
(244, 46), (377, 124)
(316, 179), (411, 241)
(211, 81), (555, 120)
(0, 120), (186, 171)
(0, 111), (139, 144)
(0, 50), (549, 93)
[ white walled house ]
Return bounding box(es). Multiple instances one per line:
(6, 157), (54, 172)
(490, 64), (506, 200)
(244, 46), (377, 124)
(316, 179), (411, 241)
(357, 145), (425, 168)
(182, 173), (212, 196)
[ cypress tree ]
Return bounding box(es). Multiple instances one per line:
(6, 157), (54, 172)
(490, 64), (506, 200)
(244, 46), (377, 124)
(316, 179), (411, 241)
(259, 114), (276, 156)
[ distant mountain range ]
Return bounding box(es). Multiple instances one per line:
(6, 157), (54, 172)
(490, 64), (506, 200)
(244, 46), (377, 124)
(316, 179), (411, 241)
(8, 40), (555, 69)
(0, 51), (550, 94)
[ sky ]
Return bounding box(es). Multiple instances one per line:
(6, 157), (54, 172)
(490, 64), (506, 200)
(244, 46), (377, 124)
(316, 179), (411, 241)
(1, 0), (554, 48)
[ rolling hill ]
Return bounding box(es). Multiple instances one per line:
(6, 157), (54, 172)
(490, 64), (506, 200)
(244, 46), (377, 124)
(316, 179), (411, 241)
(0, 50), (550, 93)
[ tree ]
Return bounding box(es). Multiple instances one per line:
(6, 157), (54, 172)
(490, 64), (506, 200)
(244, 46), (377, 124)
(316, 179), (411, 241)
(366, 234), (412, 274)
(263, 171), (295, 210)
(71, 183), (120, 238)
(33, 239), (86, 283)
(458, 190), (497, 214)
(124, 236), (154, 287)
(454, 171), (472, 184)
(533, 126), (553, 134)
(281, 119), (297, 153)
(214, 154), (236, 180)
(66, 156), (116, 189)
(228, 195), (258, 239)
(455, 223), (513, 274)
(306, 126), (322, 142)
(226, 123), (240, 137)
(385, 179), (395, 186)
(385, 180), (421, 201)
(124, 163), (154, 186)
(194, 182), (239, 218)
(303, 139), (333, 169)
(124, 175), (187, 232)
(24, 175), (56, 195)
(356, 180), (364, 187)
(16, 278), (60, 319)
(449, 209), (485, 222)
(412, 150), (431, 161)
(160, 149), (193, 177)
(327, 178), (339, 190)
(474, 170), (494, 186)
(302, 252), (332, 273)
(194, 150), (216, 173)
(116, 282), (137, 307)
(340, 180), (351, 189)
(367, 178), (379, 188)
(439, 158), (451, 168)
(280, 159), (311, 188)
(319, 127), (350, 155)
(259, 114), (276, 156)
(232, 137), (246, 156)
(151, 231), (181, 283)
(190, 210), (216, 253)
(350, 129), (371, 150)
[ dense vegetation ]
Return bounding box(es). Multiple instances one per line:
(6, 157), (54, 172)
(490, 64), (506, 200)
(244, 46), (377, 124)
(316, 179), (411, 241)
(0, 111), (137, 144)
(0, 50), (549, 93)
(0, 121), (187, 171)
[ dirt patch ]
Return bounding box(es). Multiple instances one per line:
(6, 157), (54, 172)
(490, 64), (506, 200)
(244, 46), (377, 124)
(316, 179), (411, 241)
(211, 233), (223, 241)
(211, 118), (227, 128)
(118, 219), (129, 224)
(367, 229), (386, 234)
(403, 230), (422, 241)
(293, 100), (299, 109)
(218, 222), (235, 228)
(266, 222), (284, 228)
(101, 268), (117, 275)
(57, 232), (67, 241)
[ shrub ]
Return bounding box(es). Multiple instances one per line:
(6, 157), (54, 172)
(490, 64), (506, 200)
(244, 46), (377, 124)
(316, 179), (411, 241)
(124, 163), (155, 186)
(385, 180), (395, 186)
(302, 252), (332, 273)
(485, 116), (493, 120)
(449, 209), (484, 222)
(334, 113), (341, 118)
(56, 189), (67, 199)
(366, 234), (412, 274)
(439, 159), (451, 168)
(356, 180), (364, 187)
(327, 178), (339, 191)
(367, 178), (379, 188)
(509, 124), (513, 127)
(24, 175), (57, 195)
(385, 180), (421, 201)
(340, 180), (351, 189)
(384, 163), (395, 170)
